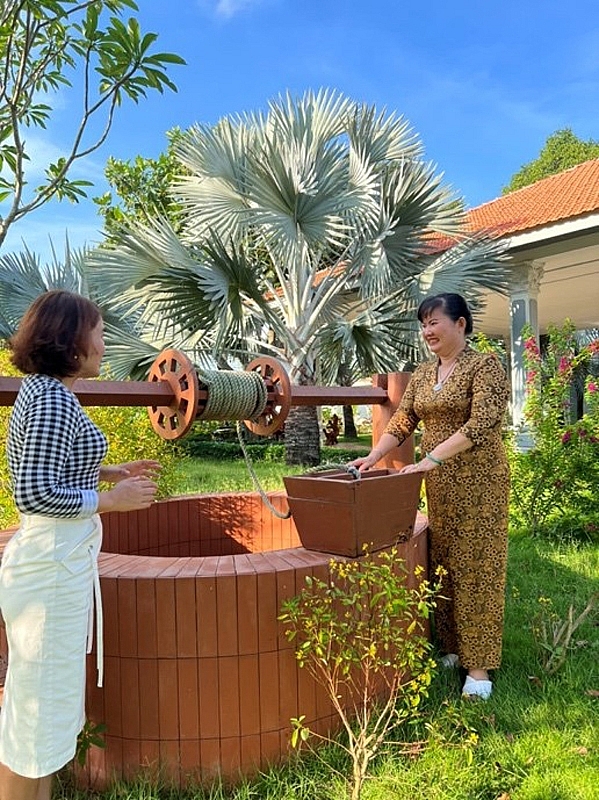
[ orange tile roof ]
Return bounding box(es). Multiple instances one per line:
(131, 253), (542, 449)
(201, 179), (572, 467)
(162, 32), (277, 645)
(466, 157), (599, 237)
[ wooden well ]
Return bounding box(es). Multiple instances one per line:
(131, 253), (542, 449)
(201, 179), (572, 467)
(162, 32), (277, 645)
(0, 492), (427, 788)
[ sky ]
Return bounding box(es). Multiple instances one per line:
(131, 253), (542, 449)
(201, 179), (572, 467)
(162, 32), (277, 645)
(4, 0), (599, 260)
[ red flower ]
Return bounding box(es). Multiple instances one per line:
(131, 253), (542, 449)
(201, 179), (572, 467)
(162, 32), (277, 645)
(561, 431), (572, 444)
(558, 356), (570, 374)
(587, 381), (597, 394)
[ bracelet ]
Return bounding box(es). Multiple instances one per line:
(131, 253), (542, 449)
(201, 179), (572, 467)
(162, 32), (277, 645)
(425, 452), (444, 466)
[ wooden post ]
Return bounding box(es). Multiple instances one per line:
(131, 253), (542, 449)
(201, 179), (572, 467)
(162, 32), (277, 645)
(371, 373), (414, 469)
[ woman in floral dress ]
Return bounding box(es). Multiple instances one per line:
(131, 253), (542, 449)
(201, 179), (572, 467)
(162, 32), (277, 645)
(353, 292), (510, 700)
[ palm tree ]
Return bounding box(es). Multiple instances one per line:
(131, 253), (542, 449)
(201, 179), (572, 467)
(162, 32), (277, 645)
(88, 89), (509, 465)
(0, 240), (92, 338)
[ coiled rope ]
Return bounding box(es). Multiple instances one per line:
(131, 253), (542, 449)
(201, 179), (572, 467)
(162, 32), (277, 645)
(197, 369), (268, 422)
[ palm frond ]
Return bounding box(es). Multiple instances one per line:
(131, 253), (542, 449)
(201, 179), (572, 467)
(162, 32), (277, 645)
(103, 322), (168, 380)
(88, 217), (205, 301)
(265, 88), (354, 150)
(415, 235), (511, 305)
(315, 304), (418, 385)
(348, 102), (423, 164)
(349, 159), (465, 298)
(0, 238), (93, 335)
(173, 118), (253, 244)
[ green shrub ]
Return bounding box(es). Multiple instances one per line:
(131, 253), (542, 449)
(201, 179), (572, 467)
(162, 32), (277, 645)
(180, 437), (369, 464)
(180, 439), (285, 461)
(509, 321), (599, 538)
(280, 550), (441, 800)
(88, 403), (181, 499)
(0, 347), (23, 528)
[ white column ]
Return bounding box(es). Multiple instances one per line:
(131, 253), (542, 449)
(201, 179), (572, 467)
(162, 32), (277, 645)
(510, 260), (544, 448)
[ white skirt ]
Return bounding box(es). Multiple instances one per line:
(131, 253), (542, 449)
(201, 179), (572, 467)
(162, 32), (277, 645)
(0, 514), (103, 779)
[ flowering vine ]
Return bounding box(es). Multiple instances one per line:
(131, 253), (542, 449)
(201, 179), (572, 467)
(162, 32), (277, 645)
(511, 320), (599, 537)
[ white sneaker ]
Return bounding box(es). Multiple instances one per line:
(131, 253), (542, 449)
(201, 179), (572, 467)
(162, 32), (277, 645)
(462, 676), (492, 700)
(440, 653), (460, 668)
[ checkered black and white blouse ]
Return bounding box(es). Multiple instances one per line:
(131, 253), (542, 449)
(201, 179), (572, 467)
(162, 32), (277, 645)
(7, 374), (108, 518)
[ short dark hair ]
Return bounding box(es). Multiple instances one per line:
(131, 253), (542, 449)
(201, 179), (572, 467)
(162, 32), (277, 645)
(10, 290), (102, 378)
(417, 292), (473, 335)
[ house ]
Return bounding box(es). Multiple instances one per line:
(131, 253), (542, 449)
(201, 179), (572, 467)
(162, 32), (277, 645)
(467, 159), (599, 433)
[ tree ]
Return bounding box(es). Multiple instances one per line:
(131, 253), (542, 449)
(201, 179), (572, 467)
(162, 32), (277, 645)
(0, 0), (185, 249)
(94, 127), (187, 241)
(88, 89), (510, 465)
(503, 128), (599, 194)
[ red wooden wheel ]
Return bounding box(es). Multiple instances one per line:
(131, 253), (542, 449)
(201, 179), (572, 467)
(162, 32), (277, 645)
(244, 356), (291, 436)
(147, 349), (199, 440)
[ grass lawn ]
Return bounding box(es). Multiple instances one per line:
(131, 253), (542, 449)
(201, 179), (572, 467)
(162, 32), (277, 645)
(171, 454), (305, 495)
(170, 442), (371, 495)
(56, 459), (599, 800)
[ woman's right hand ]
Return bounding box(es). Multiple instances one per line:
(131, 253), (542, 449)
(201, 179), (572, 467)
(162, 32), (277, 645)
(98, 476), (158, 513)
(350, 449), (382, 473)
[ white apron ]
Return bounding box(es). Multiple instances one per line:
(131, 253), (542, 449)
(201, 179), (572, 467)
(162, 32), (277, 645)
(0, 514), (103, 778)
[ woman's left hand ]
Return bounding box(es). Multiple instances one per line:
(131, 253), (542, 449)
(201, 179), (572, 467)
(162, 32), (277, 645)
(100, 460), (162, 484)
(399, 458), (437, 474)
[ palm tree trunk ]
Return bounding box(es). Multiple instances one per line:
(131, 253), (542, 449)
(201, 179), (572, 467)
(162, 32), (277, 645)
(342, 405), (357, 438)
(336, 361), (357, 439)
(284, 404), (321, 466)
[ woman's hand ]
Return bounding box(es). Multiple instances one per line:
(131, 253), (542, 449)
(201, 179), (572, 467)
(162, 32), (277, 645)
(98, 476), (158, 513)
(350, 449), (382, 473)
(399, 458), (438, 474)
(100, 460), (162, 484)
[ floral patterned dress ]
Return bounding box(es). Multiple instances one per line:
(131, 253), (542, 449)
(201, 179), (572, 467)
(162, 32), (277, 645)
(385, 347), (510, 670)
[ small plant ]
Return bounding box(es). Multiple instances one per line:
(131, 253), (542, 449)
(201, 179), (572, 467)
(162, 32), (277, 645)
(75, 719), (107, 767)
(531, 593), (599, 675)
(279, 549), (442, 800)
(423, 700), (480, 761)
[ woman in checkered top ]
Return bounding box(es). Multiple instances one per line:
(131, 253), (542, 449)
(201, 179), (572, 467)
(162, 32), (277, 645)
(0, 291), (160, 800)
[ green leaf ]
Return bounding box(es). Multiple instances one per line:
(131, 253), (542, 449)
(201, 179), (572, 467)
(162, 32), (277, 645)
(83, 4), (99, 38)
(148, 52), (187, 65)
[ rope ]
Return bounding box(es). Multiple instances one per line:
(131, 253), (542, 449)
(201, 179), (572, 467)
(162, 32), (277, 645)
(236, 423), (362, 520)
(193, 367), (360, 518)
(236, 421), (292, 519)
(188, 367), (288, 517)
(197, 369), (268, 422)
(304, 462), (361, 479)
